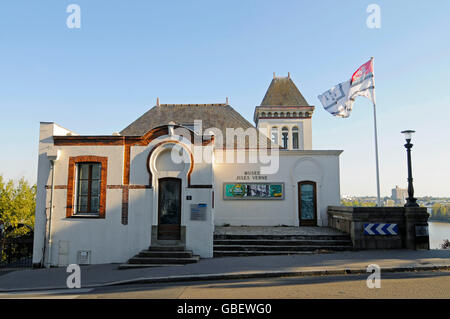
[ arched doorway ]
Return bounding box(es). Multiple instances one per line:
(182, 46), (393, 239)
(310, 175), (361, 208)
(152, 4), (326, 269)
(298, 181), (317, 226)
(158, 178), (182, 240)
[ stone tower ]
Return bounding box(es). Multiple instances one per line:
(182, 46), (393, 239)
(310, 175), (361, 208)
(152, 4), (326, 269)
(254, 73), (314, 150)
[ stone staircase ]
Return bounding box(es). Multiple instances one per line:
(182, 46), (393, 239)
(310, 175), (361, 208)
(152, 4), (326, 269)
(119, 245), (199, 269)
(213, 233), (354, 257)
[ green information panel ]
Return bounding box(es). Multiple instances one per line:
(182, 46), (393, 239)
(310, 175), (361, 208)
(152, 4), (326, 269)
(223, 183), (284, 200)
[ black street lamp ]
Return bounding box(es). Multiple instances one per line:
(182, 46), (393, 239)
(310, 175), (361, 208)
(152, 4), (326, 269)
(401, 130), (419, 207)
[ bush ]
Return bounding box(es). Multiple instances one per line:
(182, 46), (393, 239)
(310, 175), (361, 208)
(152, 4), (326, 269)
(441, 239), (450, 249)
(341, 199), (376, 207)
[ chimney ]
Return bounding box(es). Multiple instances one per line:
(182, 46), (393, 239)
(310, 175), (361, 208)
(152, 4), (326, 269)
(226, 97), (229, 105)
(156, 97), (160, 106)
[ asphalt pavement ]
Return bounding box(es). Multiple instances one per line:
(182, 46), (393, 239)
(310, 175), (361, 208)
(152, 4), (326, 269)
(0, 249), (449, 293)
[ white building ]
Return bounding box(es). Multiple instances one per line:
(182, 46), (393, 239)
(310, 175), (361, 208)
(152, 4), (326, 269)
(33, 74), (343, 266)
(391, 185), (407, 205)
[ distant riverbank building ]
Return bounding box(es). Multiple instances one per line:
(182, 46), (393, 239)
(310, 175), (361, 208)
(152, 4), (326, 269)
(391, 185), (407, 205)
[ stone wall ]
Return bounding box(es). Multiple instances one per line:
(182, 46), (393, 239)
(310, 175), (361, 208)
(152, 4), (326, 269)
(328, 206), (429, 250)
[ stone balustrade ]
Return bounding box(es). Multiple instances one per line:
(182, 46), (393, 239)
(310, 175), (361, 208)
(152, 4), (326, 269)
(327, 206), (430, 250)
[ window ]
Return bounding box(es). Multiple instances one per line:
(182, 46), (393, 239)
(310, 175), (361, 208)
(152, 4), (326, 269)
(66, 156), (107, 218)
(76, 163), (101, 215)
(271, 127), (278, 145)
(292, 126), (299, 149)
(282, 127), (289, 149)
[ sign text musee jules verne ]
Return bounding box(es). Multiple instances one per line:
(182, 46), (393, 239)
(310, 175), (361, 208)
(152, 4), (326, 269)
(236, 171), (268, 181)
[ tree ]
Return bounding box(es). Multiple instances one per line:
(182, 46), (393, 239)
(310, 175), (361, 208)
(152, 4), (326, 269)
(341, 199), (376, 207)
(431, 203), (450, 221)
(0, 175), (36, 237)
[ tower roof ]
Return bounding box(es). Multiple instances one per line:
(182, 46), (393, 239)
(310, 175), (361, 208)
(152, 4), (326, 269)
(260, 76), (309, 107)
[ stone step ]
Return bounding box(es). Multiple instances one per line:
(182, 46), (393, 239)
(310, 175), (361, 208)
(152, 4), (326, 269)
(214, 245), (354, 252)
(214, 239), (353, 246)
(128, 256), (200, 265)
(213, 234), (351, 241)
(213, 251), (315, 257)
(148, 246), (186, 251)
(138, 250), (193, 258)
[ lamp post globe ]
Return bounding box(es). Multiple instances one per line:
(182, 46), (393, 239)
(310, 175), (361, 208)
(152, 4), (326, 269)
(401, 130), (419, 207)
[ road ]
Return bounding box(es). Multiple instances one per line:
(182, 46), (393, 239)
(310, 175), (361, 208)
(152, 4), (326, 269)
(1, 271), (449, 299)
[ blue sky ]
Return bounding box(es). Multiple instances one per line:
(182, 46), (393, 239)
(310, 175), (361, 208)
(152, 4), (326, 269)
(1, 0), (449, 196)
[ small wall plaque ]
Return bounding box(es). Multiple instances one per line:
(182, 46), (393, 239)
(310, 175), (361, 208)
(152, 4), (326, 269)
(415, 225), (429, 237)
(190, 203), (207, 221)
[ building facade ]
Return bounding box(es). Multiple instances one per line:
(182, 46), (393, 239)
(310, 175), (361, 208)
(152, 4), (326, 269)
(391, 185), (407, 205)
(33, 75), (343, 266)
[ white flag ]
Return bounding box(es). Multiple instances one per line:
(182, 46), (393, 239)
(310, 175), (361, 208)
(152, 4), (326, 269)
(318, 59), (376, 118)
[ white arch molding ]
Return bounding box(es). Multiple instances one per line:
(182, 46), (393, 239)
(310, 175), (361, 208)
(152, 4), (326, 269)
(148, 142), (192, 178)
(147, 141), (193, 228)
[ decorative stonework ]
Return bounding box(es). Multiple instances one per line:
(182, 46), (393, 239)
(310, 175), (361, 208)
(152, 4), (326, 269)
(254, 106), (315, 124)
(55, 125), (214, 225)
(146, 140), (212, 189)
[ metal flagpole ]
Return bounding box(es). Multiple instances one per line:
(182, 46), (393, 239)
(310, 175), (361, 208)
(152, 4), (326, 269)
(371, 57), (381, 206)
(372, 101), (381, 206)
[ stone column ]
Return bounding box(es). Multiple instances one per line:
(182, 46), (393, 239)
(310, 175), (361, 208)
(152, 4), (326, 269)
(405, 207), (430, 250)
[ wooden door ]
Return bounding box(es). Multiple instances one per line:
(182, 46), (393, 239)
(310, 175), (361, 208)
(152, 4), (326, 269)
(298, 181), (317, 226)
(157, 178), (182, 240)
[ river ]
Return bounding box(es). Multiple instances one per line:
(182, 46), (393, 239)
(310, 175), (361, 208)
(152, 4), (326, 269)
(429, 221), (450, 249)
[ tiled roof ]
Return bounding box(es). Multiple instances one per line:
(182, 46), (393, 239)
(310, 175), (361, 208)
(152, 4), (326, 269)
(120, 104), (253, 135)
(120, 104), (274, 148)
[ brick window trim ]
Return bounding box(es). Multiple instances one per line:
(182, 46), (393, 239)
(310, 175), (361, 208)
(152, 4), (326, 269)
(66, 156), (108, 219)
